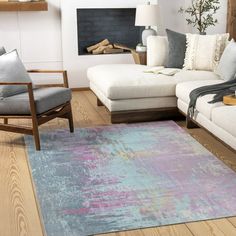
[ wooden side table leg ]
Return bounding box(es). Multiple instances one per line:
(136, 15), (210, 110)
(131, 51), (147, 65)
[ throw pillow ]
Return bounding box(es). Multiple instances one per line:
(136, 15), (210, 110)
(166, 29), (187, 69)
(0, 47), (6, 56)
(0, 50), (32, 98)
(147, 36), (168, 67)
(216, 40), (236, 81)
(184, 33), (229, 71)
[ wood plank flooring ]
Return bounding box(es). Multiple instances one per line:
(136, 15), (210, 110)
(0, 91), (236, 236)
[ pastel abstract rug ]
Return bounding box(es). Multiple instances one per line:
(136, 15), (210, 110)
(25, 121), (236, 236)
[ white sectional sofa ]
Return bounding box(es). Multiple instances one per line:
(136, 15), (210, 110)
(87, 31), (236, 151)
(88, 64), (236, 151)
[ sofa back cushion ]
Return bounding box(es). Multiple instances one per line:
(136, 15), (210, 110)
(0, 50), (32, 98)
(174, 70), (221, 84)
(184, 33), (229, 71)
(147, 36), (168, 67)
(0, 47), (6, 56)
(216, 40), (236, 81)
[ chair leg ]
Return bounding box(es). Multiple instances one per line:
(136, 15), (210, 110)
(32, 117), (41, 151)
(27, 84), (41, 150)
(3, 118), (8, 124)
(67, 104), (74, 133)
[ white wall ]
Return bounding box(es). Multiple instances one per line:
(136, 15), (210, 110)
(0, 0), (228, 87)
(158, 0), (187, 35)
(158, 0), (227, 35)
(0, 0), (62, 70)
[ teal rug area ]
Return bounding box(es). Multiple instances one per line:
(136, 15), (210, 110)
(25, 121), (236, 236)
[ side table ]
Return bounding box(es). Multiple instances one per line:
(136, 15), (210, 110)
(223, 95), (236, 105)
(131, 51), (147, 65)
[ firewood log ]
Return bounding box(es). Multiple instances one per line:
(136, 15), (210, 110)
(113, 43), (134, 52)
(87, 39), (110, 53)
(103, 48), (124, 54)
(92, 44), (113, 54)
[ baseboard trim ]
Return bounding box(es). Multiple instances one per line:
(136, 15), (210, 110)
(71, 87), (90, 91)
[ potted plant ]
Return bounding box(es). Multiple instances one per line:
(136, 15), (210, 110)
(179, 0), (220, 34)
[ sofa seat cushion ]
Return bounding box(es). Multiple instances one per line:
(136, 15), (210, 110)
(0, 87), (72, 115)
(195, 95), (225, 120)
(176, 80), (225, 120)
(176, 80), (223, 103)
(88, 64), (176, 99)
(178, 94), (225, 120)
(212, 106), (236, 137)
(88, 64), (221, 100)
(90, 82), (177, 112)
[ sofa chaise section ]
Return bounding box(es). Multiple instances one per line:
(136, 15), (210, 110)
(88, 64), (221, 123)
(88, 64), (179, 123)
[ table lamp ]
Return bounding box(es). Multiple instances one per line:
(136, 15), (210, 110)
(135, 2), (159, 46)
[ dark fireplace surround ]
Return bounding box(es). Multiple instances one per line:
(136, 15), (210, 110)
(77, 8), (143, 55)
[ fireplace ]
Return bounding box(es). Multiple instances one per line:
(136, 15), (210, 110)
(77, 8), (143, 55)
(61, 0), (146, 88)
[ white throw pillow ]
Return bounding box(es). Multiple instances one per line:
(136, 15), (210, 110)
(147, 36), (168, 67)
(184, 33), (229, 71)
(216, 39), (236, 81)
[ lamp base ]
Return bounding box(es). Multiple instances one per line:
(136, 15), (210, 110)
(142, 28), (157, 46)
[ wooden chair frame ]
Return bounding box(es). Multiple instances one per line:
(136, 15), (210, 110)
(0, 70), (74, 151)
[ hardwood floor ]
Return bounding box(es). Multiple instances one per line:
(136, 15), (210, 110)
(0, 90), (236, 236)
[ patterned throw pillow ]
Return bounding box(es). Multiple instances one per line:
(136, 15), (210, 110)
(184, 33), (229, 71)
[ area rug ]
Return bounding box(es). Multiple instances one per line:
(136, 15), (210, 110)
(25, 121), (236, 236)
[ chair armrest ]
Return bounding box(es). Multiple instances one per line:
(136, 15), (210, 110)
(27, 70), (69, 88)
(27, 70), (65, 73)
(0, 82), (32, 86)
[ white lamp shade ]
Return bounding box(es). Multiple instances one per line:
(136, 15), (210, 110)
(135, 4), (159, 27)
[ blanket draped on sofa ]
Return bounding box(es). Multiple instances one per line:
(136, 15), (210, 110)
(188, 79), (236, 118)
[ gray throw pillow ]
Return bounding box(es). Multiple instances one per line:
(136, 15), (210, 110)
(0, 50), (32, 98)
(166, 29), (187, 69)
(217, 40), (236, 81)
(0, 47), (6, 56)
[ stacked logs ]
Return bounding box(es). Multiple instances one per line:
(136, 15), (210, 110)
(87, 39), (127, 54)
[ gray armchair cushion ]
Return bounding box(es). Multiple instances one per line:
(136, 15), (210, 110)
(166, 29), (187, 69)
(0, 47), (6, 56)
(0, 50), (32, 98)
(0, 87), (72, 115)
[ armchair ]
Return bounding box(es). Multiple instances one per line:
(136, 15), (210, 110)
(0, 70), (74, 151)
